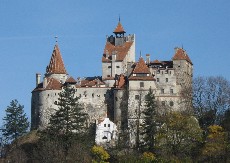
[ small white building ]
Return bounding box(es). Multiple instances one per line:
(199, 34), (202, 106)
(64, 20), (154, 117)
(95, 118), (117, 145)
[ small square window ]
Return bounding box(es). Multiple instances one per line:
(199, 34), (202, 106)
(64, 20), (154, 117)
(107, 75), (110, 77)
(170, 89), (173, 94)
(108, 124), (110, 127)
(162, 101), (165, 106)
(116, 66), (120, 68)
(161, 89), (164, 94)
(166, 78), (168, 82)
(157, 78), (159, 82)
(104, 124), (106, 127)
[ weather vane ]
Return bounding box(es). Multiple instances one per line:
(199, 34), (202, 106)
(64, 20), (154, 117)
(55, 36), (58, 43)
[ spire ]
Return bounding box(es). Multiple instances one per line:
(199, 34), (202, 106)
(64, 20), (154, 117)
(113, 19), (126, 34)
(46, 44), (67, 74)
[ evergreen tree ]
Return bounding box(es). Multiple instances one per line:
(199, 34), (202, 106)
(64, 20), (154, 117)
(45, 84), (88, 155)
(2, 100), (29, 143)
(47, 84), (88, 136)
(141, 88), (158, 152)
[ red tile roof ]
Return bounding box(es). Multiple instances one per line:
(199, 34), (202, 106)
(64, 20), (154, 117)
(65, 76), (77, 83)
(46, 44), (67, 74)
(44, 78), (62, 90)
(33, 77), (62, 92)
(152, 59), (161, 64)
(80, 78), (105, 87)
(113, 22), (125, 33)
(102, 42), (133, 62)
(173, 48), (192, 64)
(133, 57), (150, 74)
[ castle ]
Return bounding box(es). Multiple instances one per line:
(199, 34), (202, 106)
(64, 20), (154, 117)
(31, 20), (193, 146)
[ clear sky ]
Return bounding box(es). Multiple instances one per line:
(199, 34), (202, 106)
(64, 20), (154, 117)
(0, 0), (230, 125)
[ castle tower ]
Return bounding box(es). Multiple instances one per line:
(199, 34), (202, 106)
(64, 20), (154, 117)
(102, 20), (135, 87)
(128, 57), (156, 147)
(31, 44), (68, 130)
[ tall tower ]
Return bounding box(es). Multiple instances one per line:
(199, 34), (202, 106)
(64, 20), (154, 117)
(31, 44), (68, 129)
(102, 21), (135, 86)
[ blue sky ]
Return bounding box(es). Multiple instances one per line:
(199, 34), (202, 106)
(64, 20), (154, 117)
(0, 0), (230, 125)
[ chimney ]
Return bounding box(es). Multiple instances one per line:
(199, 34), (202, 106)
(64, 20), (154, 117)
(146, 54), (150, 64)
(112, 50), (117, 61)
(106, 50), (109, 59)
(36, 73), (41, 87)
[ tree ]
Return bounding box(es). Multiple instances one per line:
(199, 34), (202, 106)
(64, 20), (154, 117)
(44, 84), (88, 159)
(2, 100), (29, 144)
(141, 88), (158, 152)
(193, 76), (230, 130)
(91, 145), (110, 163)
(156, 111), (202, 160)
(200, 125), (228, 162)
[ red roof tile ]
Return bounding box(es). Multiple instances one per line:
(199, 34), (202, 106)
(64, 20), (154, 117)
(80, 78), (105, 87)
(102, 42), (133, 62)
(45, 78), (62, 90)
(152, 59), (161, 64)
(173, 48), (192, 64)
(133, 57), (150, 74)
(46, 44), (67, 74)
(33, 77), (62, 92)
(66, 76), (77, 83)
(113, 22), (125, 33)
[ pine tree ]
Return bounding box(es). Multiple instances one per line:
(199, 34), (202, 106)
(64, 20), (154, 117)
(2, 100), (29, 143)
(46, 84), (88, 141)
(141, 88), (158, 152)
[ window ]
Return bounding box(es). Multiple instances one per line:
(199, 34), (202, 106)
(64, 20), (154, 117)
(166, 78), (168, 82)
(115, 97), (118, 101)
(104, 124), (106, 127)
(107, 75), (110, 77)
(161, 89), (164, 94)
(170, 101), (174, 106)
(162, 101), (165, 106)
(170, 89), (173, 94)
(116, 66), (120, 68)
(140, 82), (144, 87)
(92, 93), (94, 97)
(54, 101), (57, 105)
(161, 71), (163, 74)
(157, 78), (159, 82)
(108, 66), (111, 68)
(135, 95), (140, 100)
(108, 124), (110, 127)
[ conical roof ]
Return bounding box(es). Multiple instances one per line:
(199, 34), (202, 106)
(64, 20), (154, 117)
(46, 44), (67, 74)
(113, 21), (126, 33)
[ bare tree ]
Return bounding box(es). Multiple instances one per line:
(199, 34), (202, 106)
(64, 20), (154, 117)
(193, 76), (230, 129)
